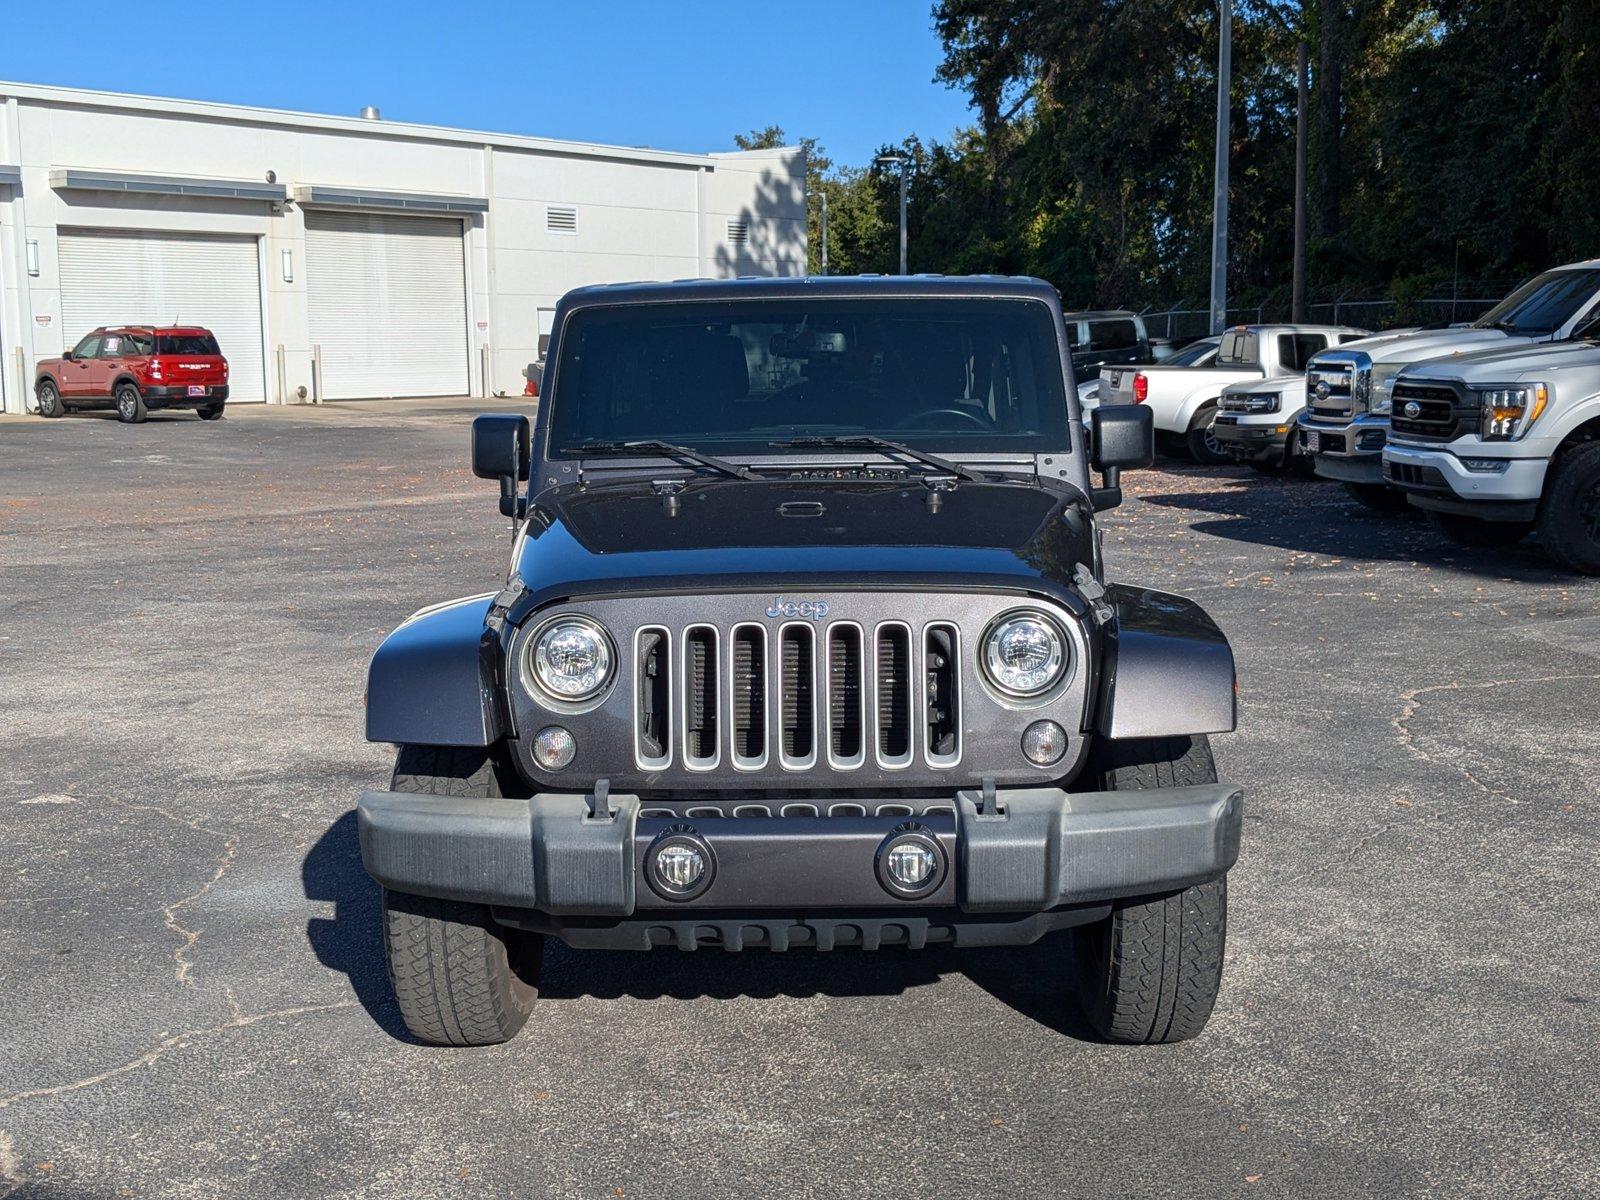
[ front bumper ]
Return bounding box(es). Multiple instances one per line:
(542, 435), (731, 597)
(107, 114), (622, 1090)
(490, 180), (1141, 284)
(1299, 412), (1388, 483)
(358, 784), (1243, 940)
(1213, 417), (1293, 463)
(1383, 441), (1546, 520)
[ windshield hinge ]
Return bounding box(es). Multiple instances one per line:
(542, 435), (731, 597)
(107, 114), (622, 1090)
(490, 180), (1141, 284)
(1073, 562), (1113, 626)
(485, 576), (527, 634)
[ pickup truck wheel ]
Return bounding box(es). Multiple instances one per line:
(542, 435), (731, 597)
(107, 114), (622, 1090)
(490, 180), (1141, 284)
(197, 404), (225, 421)
(114, 382), (148, 424)
(1426, 510), (1533, 548)
(1073, 735), (1228, 1044)
(381, 744), (542, 1046)
(1184, 408), (1231, 465)
(1536, 442), (1600, 574)
(35, 380), (64, 418)
(1343, 481), (1410, 512)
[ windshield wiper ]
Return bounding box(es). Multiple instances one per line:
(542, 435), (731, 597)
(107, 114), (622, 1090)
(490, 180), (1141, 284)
(577, 439), (757, 481)
(768, 435), (988, 482)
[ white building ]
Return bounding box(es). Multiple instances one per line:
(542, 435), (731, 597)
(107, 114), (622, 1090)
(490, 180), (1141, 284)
(0, 82), (807, 413)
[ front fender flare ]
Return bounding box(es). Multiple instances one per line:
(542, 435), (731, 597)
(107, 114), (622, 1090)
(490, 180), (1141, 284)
(1097, 585), (1236, 740)
(366, 594), (508, 747)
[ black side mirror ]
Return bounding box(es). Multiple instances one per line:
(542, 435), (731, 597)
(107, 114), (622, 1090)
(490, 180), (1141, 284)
(62, 351), (75, 362)
(1089, 405), (1154, 511)
(471, 413), (531, 519)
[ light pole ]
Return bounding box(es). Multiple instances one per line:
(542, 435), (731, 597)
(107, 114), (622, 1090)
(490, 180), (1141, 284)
(1209, 0), (1232, 335)
(876, 152), (911, 274)
(820, 189), (829, 275)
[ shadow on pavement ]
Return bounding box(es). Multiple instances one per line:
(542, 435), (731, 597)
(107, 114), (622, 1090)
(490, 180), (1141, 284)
(303, 810), (411, 1041)
(1135, 473), (1570, 581)
(302, 812), (1101, 1041)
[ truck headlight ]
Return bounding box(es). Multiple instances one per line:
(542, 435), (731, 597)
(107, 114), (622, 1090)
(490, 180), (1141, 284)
(981, 611), (1068, 698)
(1368, 364), (1403, 415)
(526, 616), (615, 701)
(1476, 383), (1547, 440)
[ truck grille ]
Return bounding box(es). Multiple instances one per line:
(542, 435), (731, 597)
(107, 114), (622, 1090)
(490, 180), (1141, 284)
(1390, 382), (1473, 441)
(644, 620), (947, 774)
(1307, 365), (1357, 420)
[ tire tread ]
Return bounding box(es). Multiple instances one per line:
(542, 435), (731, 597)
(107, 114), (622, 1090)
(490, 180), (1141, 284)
(1077, 735), (1228, 1043)
(381, 744), (539, 1046)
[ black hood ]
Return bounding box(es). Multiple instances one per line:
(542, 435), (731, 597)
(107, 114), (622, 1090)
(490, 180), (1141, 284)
(512, 477), (1095, 607)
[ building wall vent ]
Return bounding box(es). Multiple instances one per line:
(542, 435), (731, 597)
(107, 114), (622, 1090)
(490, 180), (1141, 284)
(727, 218), (750, 245)
(547, 206), (578, 234)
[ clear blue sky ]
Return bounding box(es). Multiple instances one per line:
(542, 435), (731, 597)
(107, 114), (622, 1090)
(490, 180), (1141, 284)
(0, 0), (974, 167)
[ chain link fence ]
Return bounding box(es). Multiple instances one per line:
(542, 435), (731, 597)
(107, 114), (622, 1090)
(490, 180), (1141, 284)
(1139, 290), (1511, 344)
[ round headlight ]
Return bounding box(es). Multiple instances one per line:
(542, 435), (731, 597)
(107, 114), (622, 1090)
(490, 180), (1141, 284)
(527, 616), (614, 702)
(982, 612), (1067, 698)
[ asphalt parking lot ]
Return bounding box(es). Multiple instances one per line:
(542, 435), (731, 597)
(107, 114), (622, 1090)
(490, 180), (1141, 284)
(1, 400), (1595, 1199)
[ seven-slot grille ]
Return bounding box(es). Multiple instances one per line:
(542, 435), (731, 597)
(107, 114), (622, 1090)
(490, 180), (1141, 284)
(1390, 381), (1473, 441)
(634, 620), (961, 773)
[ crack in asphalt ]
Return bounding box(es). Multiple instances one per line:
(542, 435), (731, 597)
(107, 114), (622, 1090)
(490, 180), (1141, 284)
(0, 1000), (358, 1118)
(0, 789), (359, 1198)
(89, 793), (242, 993)
(1394, 674), (1600, 806)
(1280, 672), (1600, 888)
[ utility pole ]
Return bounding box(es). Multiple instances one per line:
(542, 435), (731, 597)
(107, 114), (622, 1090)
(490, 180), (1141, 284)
(820, 189), (829, 275)
(876, 152), (911, 274)
(898, 165), (908, 275)
(1292, 41), (1309, 322)
(1209, 0), (1232, 335)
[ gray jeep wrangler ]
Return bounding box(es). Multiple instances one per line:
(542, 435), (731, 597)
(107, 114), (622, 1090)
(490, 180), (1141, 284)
(357, 276), (1242, 1045)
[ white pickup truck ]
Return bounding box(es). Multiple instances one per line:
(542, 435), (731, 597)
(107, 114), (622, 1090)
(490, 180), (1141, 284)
(1382, 333), (1600, 572)
(1101, 324), (1366, 463)
(1300, 259), (1600, 510)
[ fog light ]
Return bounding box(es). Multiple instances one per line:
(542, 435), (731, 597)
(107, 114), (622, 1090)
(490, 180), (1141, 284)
(531, 726), (576, 770)
(875, 828), (946, 899)
(1022, 719), (1067, 765)
(645, 831), (715, 901)
(1461, 458), (1510, 474)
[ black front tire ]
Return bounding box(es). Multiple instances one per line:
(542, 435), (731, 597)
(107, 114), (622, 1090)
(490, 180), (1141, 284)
(381, 744), (542, 1046)
(1184, 408), (1231, 465)
(1343, 481), (1410, 512)
(1073, 735), (1229, 1044)
(197, 404), (225, 421)
(1426, 509), (1533, 548)
(1536, 442), (1600, 575)
(35, 380), (64, 418)
(115, 382), (148, 424)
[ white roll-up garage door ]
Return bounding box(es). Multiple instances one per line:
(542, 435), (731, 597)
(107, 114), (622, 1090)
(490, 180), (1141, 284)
(304, 211), (469, 399)
(58, 229), (266, 402)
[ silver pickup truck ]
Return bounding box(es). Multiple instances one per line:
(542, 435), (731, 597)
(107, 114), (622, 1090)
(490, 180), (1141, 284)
(1101, 325), (1366, 464)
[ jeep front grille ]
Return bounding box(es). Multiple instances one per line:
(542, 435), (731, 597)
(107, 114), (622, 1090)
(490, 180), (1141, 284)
(516, 592), (1093, 791)
(636, 616), (963, 775)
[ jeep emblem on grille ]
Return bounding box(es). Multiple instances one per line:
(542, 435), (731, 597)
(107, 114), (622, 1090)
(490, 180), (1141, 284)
(766, 597), (830, 620)
(1403, 400), (1422, 418)
(1314, 379), (1331, 400)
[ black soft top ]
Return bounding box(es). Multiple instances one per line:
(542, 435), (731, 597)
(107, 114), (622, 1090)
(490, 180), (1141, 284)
(558, 274), (1063, 309)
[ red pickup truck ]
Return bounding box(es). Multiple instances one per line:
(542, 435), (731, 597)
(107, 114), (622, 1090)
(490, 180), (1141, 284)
(34, 325), (230, 423)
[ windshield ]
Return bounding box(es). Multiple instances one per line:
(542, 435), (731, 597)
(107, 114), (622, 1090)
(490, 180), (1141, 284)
(1473, 268), (1600, 335)
(547, 298), (1071, 457)
(156, 333), (220, 355)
